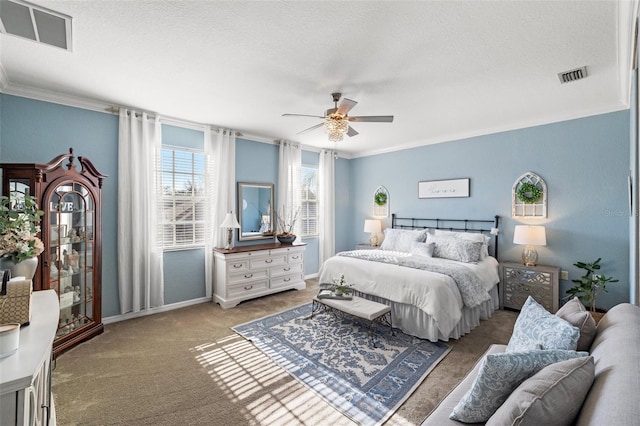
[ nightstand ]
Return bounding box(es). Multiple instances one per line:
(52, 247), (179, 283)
(355, 244), (379, 250)
(500, 262), (560, 313)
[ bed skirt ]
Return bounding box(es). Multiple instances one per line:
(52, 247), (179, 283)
(353, 285), (499, 342)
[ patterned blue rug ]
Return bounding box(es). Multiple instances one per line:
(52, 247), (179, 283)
(232, 303), (451, 426)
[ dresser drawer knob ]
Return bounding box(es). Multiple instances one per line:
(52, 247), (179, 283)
(244, 273), (253, 278)
(265, 259), (273, 264)
(284, 267), (291, 271)
(284, 277), (291, 282)
(232, 264), (243, 268)
(244, 285), (253, 290)
(291, 255), (299, 259)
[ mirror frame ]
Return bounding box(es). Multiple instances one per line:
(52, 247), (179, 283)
(237, 182), (275, 241)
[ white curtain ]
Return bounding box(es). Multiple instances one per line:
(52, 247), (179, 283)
(117, 109), (164, 314)
(205, 128), (236, 298)
(278, 141), (302, 240)
(319, 149), (336, 264)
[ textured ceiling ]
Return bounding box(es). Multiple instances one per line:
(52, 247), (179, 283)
(0, 1), (637, 157)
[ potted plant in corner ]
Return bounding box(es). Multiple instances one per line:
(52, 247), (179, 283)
(275, 206), (300, 244)
(566, 258), (618, 322)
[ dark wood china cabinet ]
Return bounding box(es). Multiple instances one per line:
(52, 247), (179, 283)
(1, 148), (107, 357)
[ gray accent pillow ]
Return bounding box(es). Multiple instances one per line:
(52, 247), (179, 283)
(555, 296), (597, 351)
(434, 229), (491, 259)
(449, 349), (588, 423)
(428, 235), (484, 263)
(486, 356), (595, 426)
(506, 296), (580, 352)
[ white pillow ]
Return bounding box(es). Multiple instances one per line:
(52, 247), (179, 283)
(380, 228), (428, 252)
(434, 229), (490, 259)
(410, 241), (435, 257)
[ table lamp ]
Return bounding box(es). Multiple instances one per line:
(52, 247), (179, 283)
(220, 212), (241, 250)
(364, 219), (382, 247)
(513, 225), (546, 266)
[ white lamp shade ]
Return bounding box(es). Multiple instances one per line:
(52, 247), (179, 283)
(364, 219), (382, 233)
(513, 225), (546, 246)
(220, 212), (241, 229)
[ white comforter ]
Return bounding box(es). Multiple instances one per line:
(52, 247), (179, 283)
(318, 251), (499, 337)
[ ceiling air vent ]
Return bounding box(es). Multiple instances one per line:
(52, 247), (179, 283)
(558, 66), (587, 84)
(0, 0), (72, 51)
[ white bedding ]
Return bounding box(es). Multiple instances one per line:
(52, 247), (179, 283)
(318, 250), (499, 339)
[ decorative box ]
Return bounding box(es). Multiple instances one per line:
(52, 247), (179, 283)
(0, 271), (33, 326)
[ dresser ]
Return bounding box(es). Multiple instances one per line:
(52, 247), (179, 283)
(500, 262), (560, 313)
(1, 290), (59, 426)
(213, 243), (306, 309)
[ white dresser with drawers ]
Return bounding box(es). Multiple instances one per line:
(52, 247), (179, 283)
(213, 243), (306, 308)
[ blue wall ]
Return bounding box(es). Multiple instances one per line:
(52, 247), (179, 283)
(349, 110), (630, 309)
(1, 94), (631, 313)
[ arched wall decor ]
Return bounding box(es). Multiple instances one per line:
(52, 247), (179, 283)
(373, 186), (389, 217)
(512, 172), (547, 218)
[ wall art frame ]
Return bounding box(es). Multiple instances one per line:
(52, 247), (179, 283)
(512, 172), (547, 218)
(418, 178), (470, 199)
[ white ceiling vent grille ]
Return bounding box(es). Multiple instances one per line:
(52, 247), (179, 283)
(558, 66), (587, 84)
(0, 0), (72, 51)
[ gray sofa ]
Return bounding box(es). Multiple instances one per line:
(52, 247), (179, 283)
(422, 303), (640, 425)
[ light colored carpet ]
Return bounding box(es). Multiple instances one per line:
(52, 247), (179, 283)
(52, 280), (517, 425)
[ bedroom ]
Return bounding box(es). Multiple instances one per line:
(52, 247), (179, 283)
(0, 0), (637, 424)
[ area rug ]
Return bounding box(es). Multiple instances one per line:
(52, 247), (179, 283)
(232, 303), (451, 426)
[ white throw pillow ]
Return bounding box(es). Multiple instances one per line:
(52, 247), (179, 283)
(380, 228), (428, 252)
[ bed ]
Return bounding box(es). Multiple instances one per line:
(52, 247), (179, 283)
(318, 214), (501, 342)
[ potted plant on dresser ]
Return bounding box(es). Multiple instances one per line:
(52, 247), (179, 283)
(276, 206), (300, 244)
(565, 258), (618, 323)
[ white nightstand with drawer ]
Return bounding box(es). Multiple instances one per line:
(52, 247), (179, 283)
(213, 243), (306, 308)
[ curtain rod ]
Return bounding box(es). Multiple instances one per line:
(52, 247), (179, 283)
(105, 106), (242, 136)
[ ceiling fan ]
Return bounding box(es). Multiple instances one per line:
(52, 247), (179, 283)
(282, 92), (394, 142)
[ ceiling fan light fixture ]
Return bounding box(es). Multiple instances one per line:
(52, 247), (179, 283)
(324, 113), (348, 142)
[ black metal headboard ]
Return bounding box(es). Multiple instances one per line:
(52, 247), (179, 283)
(391, 214), (500, 259)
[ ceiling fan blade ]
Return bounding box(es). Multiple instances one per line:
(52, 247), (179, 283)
(348, 115), (394, 123)
(282, 113), (325, 119)
(297, 123), (324, 135)
(347, 126), (359, 137)
(336, 98), (357, 116)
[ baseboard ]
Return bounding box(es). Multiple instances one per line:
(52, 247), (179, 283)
(103, 297), (211, 324)
(305, 273), (318, 280)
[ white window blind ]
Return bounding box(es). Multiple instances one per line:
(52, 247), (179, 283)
(158, 147), (206, 249)
(301, 165), (318, 237)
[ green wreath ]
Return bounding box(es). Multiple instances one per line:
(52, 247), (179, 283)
(517, 182), (542, 204)
(374, 191), (387, 206)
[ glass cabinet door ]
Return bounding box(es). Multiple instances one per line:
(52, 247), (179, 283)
(48, 182), (95, 338)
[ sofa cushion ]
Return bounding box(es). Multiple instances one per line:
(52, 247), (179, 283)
(555, 297), (597, 351)
(449, 349), (588, 423)
(486, 356), (594, 426)
(506, 296), (579, 352)
(575, 303), (640, 425)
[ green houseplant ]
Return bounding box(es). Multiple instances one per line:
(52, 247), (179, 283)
(566, 258), (618, 313)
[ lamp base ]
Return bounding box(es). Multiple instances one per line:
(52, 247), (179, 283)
(369, 234), (379, 247)
(225, 228), (234, 250)
(521, 246), (538, 266)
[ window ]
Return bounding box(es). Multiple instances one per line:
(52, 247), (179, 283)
(158, 147), (206, 249)
(301, 165), (318, 237)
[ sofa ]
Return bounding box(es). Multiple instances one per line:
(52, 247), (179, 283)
(422, 301), (640, 425)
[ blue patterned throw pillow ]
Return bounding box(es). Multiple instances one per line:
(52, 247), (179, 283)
(506, 296), (579, 352)
(449, 349), (588, 423)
